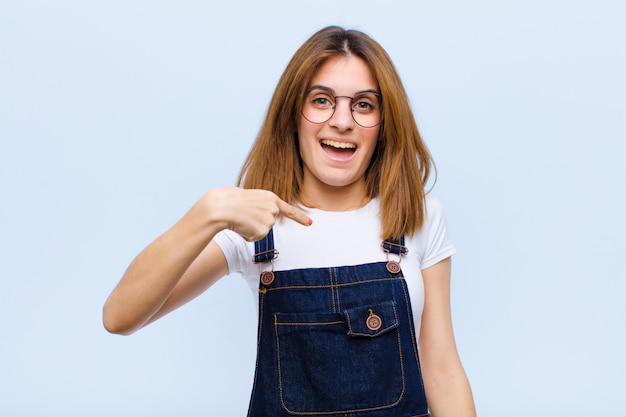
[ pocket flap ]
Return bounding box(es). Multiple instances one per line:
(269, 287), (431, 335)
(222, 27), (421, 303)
(344, 301), (398, 337)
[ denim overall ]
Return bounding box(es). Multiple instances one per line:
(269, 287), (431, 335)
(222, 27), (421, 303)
(248, 229), (430, 417)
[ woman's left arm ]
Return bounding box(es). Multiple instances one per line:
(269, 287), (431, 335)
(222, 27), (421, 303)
(419, 257), (476, 417)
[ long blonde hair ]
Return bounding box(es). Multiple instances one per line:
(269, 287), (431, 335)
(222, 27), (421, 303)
(238, 26), (434, 239)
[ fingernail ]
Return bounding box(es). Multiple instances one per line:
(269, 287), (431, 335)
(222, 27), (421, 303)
(307, 218), (313, 226)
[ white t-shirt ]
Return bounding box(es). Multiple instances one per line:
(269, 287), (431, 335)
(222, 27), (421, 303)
(213, 195), (456, 338)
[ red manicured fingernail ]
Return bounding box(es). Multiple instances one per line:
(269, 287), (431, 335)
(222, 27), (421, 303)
(307, 218), (313, 226)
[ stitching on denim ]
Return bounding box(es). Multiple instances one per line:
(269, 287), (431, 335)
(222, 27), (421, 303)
(401, 278), (428, 394)
(345, 309), (353, 335)
(275, 320), (345, 326)
(333, 267), (341, 312)
(346, 305), (400, 337)
(273, 313), (287, 413)
(257, 291), (265, 345)
(247, 290), (265, 417)
(263, 277), (402, 292)
(396, 301), (408, 406)
(331, 267), (340, 313)
(345, 302), (399, 337)
(277, 325), (406, 415)
(328, 267), (336, 313)
(276, 303), (407, 415)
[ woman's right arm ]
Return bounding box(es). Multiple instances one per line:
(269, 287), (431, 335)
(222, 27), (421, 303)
(102, 187), (311, 335)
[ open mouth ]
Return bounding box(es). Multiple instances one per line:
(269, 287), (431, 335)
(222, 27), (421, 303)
(321, 139), (357, 159)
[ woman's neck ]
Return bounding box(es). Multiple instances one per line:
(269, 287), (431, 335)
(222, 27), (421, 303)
(299, 180), (370, 212)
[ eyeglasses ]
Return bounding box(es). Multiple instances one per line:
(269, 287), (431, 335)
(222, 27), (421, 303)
(302, 87), (382, 128)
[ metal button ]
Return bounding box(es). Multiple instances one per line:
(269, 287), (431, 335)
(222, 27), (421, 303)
(386, 260), (401, 274)
(260, 271), (275, 286)
(366, 313), (382, 331)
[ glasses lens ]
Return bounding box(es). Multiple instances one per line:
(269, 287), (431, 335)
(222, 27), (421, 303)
(351, 92), (381, 128)
(302, 89), (381, 128)
(302, 89), (335, 124)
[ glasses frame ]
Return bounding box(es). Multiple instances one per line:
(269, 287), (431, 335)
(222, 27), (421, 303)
(301, 89), (383, 128)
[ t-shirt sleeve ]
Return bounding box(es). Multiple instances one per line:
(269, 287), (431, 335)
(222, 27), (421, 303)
(417, 196), (457, 270)
(212, 229), (248, 275)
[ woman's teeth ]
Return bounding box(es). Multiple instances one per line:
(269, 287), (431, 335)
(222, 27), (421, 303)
(321, 139), (356, 149)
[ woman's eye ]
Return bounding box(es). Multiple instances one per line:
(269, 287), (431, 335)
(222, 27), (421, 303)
(354, 101), (373, 111)
(313, 97), (332, 106)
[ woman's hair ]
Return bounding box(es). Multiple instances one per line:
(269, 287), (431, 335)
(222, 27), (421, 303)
(238, 26), (434, 239)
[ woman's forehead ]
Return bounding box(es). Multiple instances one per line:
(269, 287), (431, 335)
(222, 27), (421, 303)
(308, 55), (377, 93)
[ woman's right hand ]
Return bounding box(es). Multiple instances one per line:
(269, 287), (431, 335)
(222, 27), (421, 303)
(201, 187), (312, 242)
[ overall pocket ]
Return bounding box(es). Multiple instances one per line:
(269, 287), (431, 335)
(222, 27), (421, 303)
(274, 301), (405, 414)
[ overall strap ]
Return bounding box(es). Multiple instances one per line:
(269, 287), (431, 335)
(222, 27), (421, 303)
(253, 229), (278, 263)
(381, 236), (408, 255)
(253, 229), (278, 286)
(381, 235), (408, 274)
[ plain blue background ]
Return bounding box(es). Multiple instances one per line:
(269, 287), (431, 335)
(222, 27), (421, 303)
(1, 1), (624, 415)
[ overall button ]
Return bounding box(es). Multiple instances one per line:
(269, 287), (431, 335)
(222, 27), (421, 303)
(366, 313), (382, 331)
(260, 271), (275, 286)
(386, 260), (401, 274)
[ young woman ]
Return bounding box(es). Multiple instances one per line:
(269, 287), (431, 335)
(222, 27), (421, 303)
(104, 26), (476, 417)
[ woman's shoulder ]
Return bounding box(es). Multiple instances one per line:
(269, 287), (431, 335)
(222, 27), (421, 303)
(424, 193), (444, 213)
(408, 194), (456, 267)
(422, 194), (450, 228)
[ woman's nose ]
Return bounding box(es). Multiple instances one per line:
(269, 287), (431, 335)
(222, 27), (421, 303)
(328, 98), (355, 131)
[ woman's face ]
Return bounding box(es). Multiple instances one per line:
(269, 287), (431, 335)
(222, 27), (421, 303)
(297, 55), (381, 199)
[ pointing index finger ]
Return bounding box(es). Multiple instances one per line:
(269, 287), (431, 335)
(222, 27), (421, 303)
(277, 199), (313, 226)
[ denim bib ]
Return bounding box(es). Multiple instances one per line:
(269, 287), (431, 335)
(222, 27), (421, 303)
(248, 229), (429, 416)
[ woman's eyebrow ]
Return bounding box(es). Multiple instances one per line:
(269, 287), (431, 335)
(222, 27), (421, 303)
(306, 85), (335, 95)
(307, 85), (379, 95)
